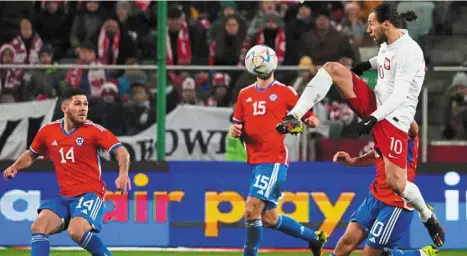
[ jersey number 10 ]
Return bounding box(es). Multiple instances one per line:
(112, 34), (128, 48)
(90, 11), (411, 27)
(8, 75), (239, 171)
(253, 101), (266, 116)
(59, 147), (75, 163)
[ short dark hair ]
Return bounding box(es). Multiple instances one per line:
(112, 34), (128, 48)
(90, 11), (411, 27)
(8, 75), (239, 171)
(61, 88), (87, 103)
(168, 5), (182, 19)
(372, 4), (418, 28)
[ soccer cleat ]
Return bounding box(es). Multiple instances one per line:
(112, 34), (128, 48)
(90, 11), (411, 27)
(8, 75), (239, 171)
(276, 114), (304, 135)
(421, 245), (439, 256)
(308, 231), (328, 256)
(423, 205), (445, 247)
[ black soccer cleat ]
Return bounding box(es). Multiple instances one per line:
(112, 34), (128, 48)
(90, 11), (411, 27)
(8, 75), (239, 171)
(308, 231), (328, 256)
(276, 114), (304, 135)
(423, 205), (445, 247)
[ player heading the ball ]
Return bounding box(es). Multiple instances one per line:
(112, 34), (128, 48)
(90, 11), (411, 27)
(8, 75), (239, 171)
(3, 88), (131, 256)
(232, 44), (324, 256)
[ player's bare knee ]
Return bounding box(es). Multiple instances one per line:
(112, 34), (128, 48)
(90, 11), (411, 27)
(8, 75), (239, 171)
(261, 214), (278, 228)
(244, 205), (261, 221)
(31, 221), (46, 234)
(67, 217), (92, 243)
(334, 235), (358, 255)
(322, 62), (344, 77)
(386, 171), (406, 195)
(67, 225), (84, 243)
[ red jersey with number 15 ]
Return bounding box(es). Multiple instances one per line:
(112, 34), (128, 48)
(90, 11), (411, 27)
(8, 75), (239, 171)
(29, 119), (122, 198)
(233, 81), (313, 165)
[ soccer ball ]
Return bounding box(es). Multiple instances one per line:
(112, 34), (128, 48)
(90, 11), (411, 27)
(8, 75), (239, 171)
(244, 45), (278, 77)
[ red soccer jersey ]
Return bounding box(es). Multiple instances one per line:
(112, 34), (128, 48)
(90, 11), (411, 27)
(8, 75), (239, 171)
(370, 133), (419, 209)
(233, 81), (313, 164)
(29, 119), (122, 198)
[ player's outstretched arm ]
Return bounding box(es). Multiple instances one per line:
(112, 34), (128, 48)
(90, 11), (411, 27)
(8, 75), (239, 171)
(333, 151), (376, 167)
(3, 150), (38, 179)
(113, 146), (131, 193)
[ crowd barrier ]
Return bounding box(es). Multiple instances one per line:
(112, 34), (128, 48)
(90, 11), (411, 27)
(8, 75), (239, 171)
(0, 161), (466, 249)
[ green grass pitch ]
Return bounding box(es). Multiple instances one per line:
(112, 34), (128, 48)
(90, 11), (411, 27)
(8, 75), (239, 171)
(1, 249), (466, 256)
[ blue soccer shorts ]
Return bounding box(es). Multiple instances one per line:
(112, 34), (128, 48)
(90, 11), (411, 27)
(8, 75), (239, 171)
(38, 192), (105, 233)
(350, 191), (414, 249)
(248, 163), (287, 211)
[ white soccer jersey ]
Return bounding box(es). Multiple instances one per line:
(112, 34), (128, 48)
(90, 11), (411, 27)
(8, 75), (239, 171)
(368, 29), (425, 133)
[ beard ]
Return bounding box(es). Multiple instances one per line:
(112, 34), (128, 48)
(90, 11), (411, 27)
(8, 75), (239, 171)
(375, 33), (388, 45)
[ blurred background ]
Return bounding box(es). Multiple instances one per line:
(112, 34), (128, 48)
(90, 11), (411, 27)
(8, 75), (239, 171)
(0, 0), (466, 253)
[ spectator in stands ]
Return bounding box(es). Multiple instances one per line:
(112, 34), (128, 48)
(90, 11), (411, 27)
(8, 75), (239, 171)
(0, 1), (35, 46)
(284, 3), (314, 65)
(336, 2), (367, 46)
(291, 56), (316, 95)
(94, 16), (137, 67)
(88, 82), (125, 135)
(0, 88), (19, 103)
(65, 41), (107, 97)
(124, 82), (156, 135)
(0, 44), (23, 94)
(300, 9), (354, 65)
(243, 12), (286, 66)
(180, 77), (202, 105)
(207, 1), (247, 43)
(70, 0), (105, 56)
(442, 72), (467, 140)
(166, 5), (209, 86)
(25, 44), (59, 101)
(210, 15), (246, 67)
(116, 57), (146, 98)
(11, 18), (43, 64)
(35, 0), (70, 59)
(246, 1), (278, 41)
(205, 73), (231, 107)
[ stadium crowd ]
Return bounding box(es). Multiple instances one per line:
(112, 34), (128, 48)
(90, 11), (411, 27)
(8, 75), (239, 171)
(0, 1), (466, 139)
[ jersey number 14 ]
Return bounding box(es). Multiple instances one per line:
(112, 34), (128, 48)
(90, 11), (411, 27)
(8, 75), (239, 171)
(59, 147), (75, 163)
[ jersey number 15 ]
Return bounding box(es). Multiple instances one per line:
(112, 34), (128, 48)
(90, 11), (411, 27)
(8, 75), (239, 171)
(59, 147), (75, 163)
(253, 101), (266, 116)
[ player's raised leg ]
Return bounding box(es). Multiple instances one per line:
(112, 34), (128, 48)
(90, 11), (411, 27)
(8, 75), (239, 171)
(31, 208), (67, 256)
(68, 193), (111, 256)
(243, 196), (265, 256)
(383, 153), (445, 247)
(277, 62), (361, 133)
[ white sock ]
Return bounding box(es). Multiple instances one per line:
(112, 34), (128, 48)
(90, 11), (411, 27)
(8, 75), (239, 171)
(419, 249), (427, 256)
(290, 68), (333, 119)
(400, 182), (432, 222)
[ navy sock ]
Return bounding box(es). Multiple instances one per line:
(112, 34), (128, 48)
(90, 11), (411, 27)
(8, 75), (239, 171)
(273, 215), (317, 242)
(384, 248), (422, 256)
(31, 233), (50, 256)
(243, 219), (263, 256)
(79, 232), (112, 256)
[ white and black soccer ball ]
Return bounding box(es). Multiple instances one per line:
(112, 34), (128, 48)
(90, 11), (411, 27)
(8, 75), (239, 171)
(244, 45), (278, 77)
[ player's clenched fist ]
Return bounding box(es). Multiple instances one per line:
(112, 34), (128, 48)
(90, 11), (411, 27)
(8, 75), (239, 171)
(115, 175), (131, 194)
(3, 165), (18, 180)
(333, 151), (355, 166)
(230, 123), (243, 137)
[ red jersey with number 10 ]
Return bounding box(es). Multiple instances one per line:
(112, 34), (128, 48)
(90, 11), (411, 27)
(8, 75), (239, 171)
(29, 119), (122, 198)
(233, 81), (313, 165)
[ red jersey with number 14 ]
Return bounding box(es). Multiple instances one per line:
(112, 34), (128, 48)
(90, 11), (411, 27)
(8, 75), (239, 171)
(29, 119), (122, 198)
(371, 133), (419, 210)
(232, 81), (313, 164)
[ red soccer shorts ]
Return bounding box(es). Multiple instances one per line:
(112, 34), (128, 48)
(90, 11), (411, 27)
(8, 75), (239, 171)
(372, 119), (409, 169)
(346, 73), (377, 119)
(347, 73), (408, 169)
